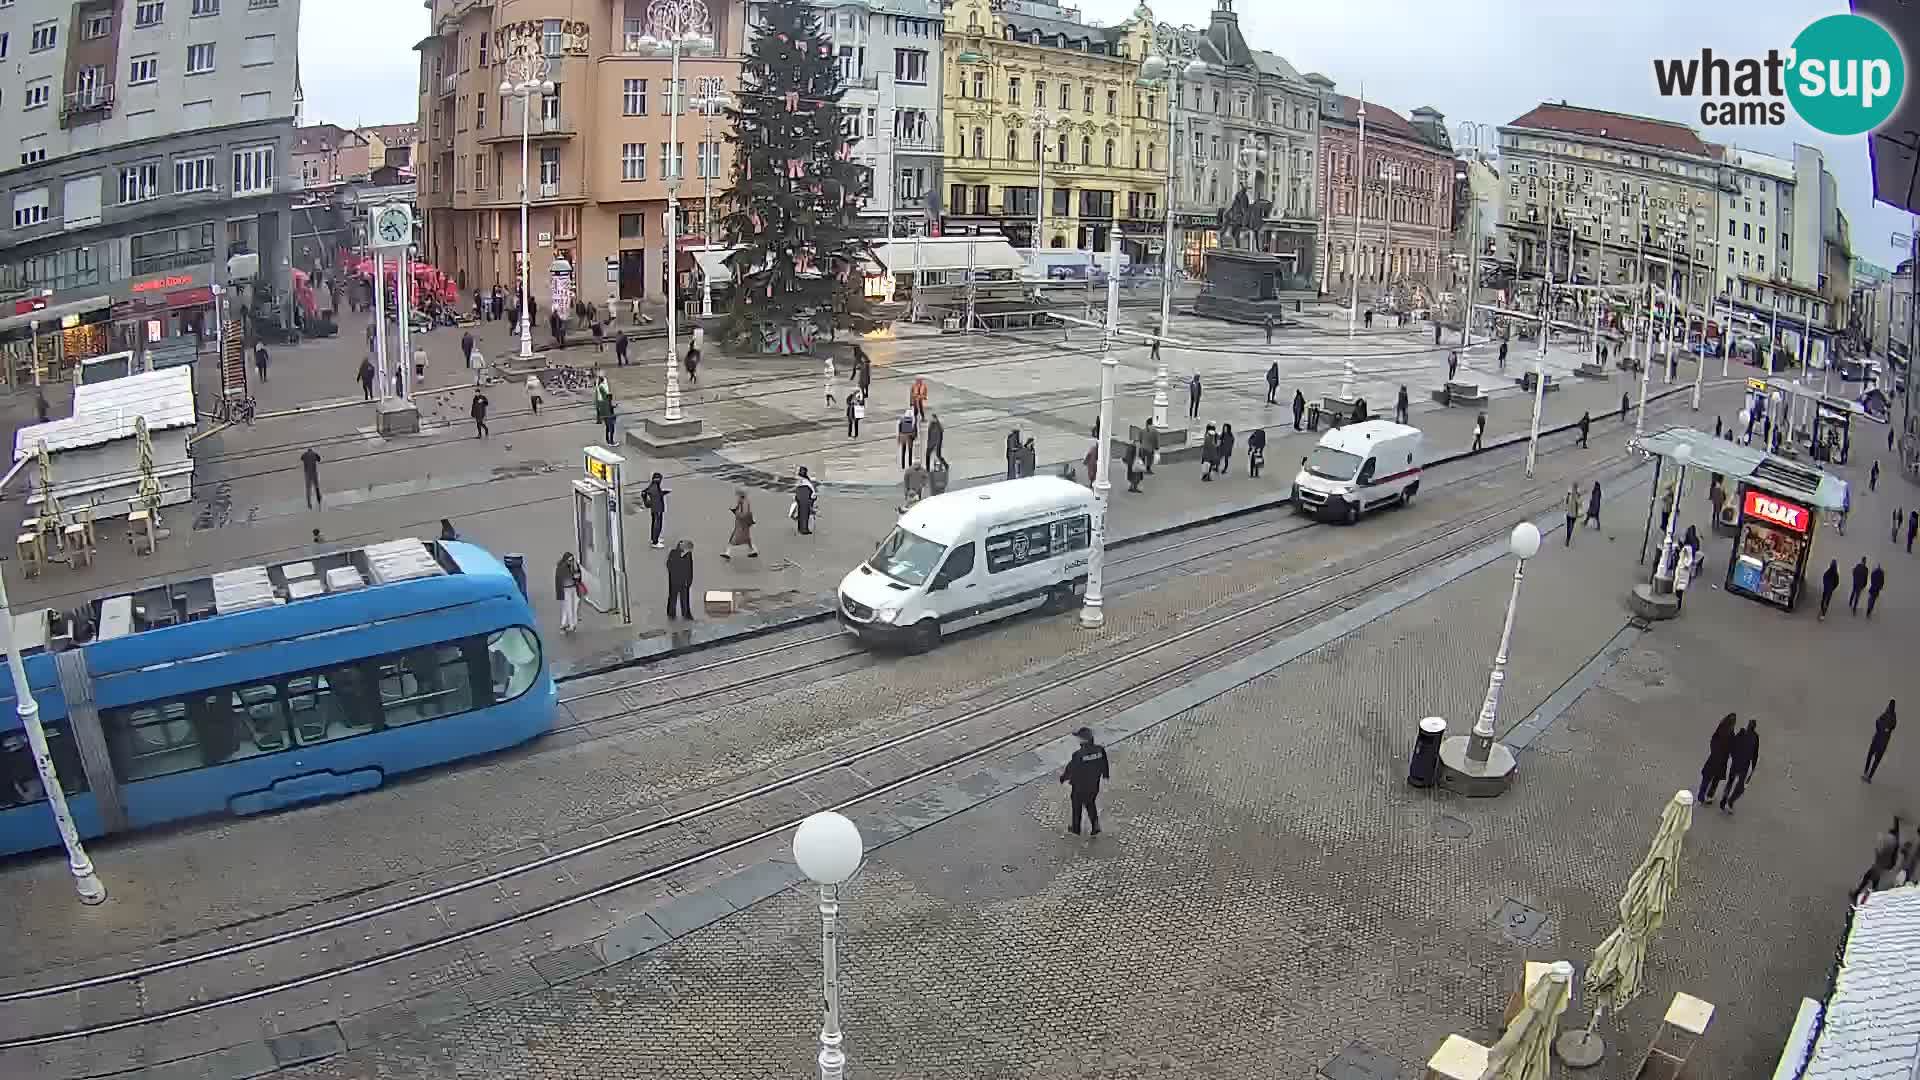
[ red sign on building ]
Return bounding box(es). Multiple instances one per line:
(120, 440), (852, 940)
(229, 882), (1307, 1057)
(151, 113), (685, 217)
(1743, 489), (1810, 533)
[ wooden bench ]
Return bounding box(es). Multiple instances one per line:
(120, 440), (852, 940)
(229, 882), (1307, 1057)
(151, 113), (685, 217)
(1429, 381), (1487, 407)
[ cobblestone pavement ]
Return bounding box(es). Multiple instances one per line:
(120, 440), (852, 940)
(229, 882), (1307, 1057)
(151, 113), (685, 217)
(226, 433), (1910, 1080)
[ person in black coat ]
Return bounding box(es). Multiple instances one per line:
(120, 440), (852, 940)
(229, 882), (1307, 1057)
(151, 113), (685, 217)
(1006, 428), (1022, 481)
(794, 468), (817, 535)
(1721, 718), (1760, 812)
(1200, 423), (1219, 481)
(1820, 559), (1841, 619)
(642, 472), (669, 549)
(1869, 564), (1887, 617)
(1247, 427), (1266, 478)
(1351, 397), (1368, 424)
(1265, 362), (1280, 404)
(1866, 700), (1897, 782)
(1395, 385), (1410, 424)
(1292, 388), (1306, 431)
(1216, 424), (1236, 476)
(1698, 712), (1736, 801)
(470, 391), (489, 438)
(665, 541), (695, 620)
(1058, 726), (1110, 836)
(1850, 557), (1871, 614)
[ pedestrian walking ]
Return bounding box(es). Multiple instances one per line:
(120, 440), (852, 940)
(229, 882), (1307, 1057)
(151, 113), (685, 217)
(847, 392), (865, 438)
(1140, 419), (1159, 474)
(1908, 509), (1916, 553)
(1709, 479), (1727, 527)
(1292, 388), (1306, 431)
(896, 409), (918, 468)
(1869, 563), (1886, 616)
(591, 319), (605, 353)
(1447, 350), (1459, 382)
(926, 412), (947, 469)
(1850, 557), (1870, 613)
(461, 330), (474, 369)
(1720, 718), (1760, 813)
(722, 487), (758, 559)
(615, 332), (629, 367)
(1855, 817), (1904, 899)
(1364, 309), (1374, 329)
(793, 467), (817, 535)
(1217, 424), (1236, 476)
(1188, 373), (1203, 419)
(1473, 411), (1487, 453)
(34, 389), (48, 424)
(1149, 338), (1161, 365)
(596, 389), (617, 446)
(555, 552), (583, 633)
(665, 541), (695, 620)
(1622, 391), (1631, 421)
(1080, 444), (1097, 487)
(1715, 416), (1723, 438)
(1820, 559), (1841, 619)
(1578, 411), (1591, 448)
(254, 344), (270, 384)
(857, 357), (871, 399)
(358, 358), (376, 400)
(684, 342), (701, 383)
(549, 310), (567, 350)
(1896, 508), (1906, 544)
(1435, 322), (1443, 345)
(1497, 339), (1509, 371)
(1564, 483), (1580, 545)
(470, 390), (490, 438)
(1058, 726), (1109, 837)
(1872, 460), (1881, 491)
(1585, 481), (1602, 529)
(1395, 385), (1409, 424)
(1674, 539), (1694, 608)
(1697, 713), (1736, 802)
(526, 372), (544, 414)
(1266, 362), (1280, 404)
(1123, 443), (1145, 492)
(1248, 427), (1266, 478)
(1200, 423), (1219, 481)
(1006, 428), (1022, 480)
(642, 472), (668, 548)
(1865, 700), (1897, 782)
(301, 448), (323, 509)
(910, 377), (929, 421)
(1263, 314), (1275, 345)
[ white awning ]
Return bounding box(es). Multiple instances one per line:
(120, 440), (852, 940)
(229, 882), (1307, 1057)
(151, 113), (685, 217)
(692, 247), (738, 287)
(873, 237), (1026, 275)
(13, 365), (196, 459)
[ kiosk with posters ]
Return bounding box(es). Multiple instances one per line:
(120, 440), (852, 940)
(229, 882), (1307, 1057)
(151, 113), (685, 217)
(571, 447), (632, 624)
(1727, 487), (1815, 611)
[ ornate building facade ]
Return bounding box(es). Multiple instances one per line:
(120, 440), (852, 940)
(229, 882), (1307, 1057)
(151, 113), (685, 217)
(1315, 85), (1458, 303)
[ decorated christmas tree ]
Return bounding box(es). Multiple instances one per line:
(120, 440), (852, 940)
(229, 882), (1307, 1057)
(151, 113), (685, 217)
(720, 0), (876, 342)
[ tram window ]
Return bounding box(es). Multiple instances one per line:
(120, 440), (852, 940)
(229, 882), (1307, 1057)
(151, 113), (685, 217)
(486, 627), (541, 702)
(1, 723), (90, 806)
(381, 642), (474, 726)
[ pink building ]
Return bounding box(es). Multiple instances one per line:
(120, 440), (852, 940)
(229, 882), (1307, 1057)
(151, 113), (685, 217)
(1313, 87), (1457, 303)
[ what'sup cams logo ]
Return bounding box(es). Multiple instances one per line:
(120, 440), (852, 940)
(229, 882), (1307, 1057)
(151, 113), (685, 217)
(1653, 13), (1906, 136)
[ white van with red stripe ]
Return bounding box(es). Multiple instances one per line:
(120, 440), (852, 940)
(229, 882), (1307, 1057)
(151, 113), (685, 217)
(1291, 419), (1424, 524)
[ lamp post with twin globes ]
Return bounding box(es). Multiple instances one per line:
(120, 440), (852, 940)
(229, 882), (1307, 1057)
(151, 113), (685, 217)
(499, 46), (554, 363)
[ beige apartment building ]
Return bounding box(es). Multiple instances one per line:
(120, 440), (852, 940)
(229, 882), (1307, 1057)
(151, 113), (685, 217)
(416, 0), (750, 313)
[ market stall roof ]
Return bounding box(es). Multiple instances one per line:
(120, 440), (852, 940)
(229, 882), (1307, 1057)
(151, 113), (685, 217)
(12, 366), (196, 460)
(691, 247), (741, 287)
(1633, 426), (1847, 511)
(872, 237), (1025, 275)
(1755, 377), (1891, 424)
(1798, 885), (1920, 1080)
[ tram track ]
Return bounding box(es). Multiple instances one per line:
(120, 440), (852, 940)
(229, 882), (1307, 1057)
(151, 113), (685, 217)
(0, 441), (1660, 1057)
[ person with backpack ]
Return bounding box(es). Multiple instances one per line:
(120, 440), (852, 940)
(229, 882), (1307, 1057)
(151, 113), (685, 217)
(897, 408), (918, 468)
(641, 472), (668, 548)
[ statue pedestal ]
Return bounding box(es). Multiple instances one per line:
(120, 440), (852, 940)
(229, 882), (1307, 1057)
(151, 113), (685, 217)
(1193, 249), (1299, 326)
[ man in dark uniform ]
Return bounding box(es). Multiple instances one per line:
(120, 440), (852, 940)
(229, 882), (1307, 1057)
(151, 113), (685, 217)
(1059, 726), (1110, 837)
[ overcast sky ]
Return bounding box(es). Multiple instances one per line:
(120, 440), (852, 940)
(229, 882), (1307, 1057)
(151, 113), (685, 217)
(300, 0), (1908, 269)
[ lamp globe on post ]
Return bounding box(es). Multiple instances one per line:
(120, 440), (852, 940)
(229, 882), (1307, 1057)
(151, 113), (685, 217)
(1436, 521), (1537, 796)
(793, 811), (866, 1080)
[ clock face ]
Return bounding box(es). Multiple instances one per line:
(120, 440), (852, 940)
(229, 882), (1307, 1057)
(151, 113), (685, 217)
(376, 209), (410, 245)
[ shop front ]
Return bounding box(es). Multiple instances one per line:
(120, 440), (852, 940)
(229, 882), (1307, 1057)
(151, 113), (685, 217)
(0, 296), (116, 388)
(1727, 486), (1816, 611)
(111, 267), (219, 370)
(1, 265), (219, 388)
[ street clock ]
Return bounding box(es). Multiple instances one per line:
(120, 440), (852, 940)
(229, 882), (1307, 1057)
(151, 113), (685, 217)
(372, 203), (414, 249)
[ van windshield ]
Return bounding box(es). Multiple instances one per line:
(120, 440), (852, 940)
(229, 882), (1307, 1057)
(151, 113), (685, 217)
(868, 527), (948, 586)
(1304, 446), (1363, 482)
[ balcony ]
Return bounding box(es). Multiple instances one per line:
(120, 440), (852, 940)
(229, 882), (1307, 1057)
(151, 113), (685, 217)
(439, 73), (458, 99)
(479, 113), (576, 145)
(59, 84), (114, 128)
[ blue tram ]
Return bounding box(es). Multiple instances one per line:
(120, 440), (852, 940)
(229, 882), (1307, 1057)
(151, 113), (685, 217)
(0, 539), (555, 856)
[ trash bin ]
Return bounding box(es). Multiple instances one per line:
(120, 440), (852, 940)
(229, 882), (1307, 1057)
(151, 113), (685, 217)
(1307, 402), (1323, 431)
(1408, 716), (1447, 787)
(503, 553), (529, 601)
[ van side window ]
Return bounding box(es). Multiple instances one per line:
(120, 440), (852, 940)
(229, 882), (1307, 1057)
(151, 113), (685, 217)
(937, 542), (976, 583)
(1358, 458), (1377, 484)
(985, 514), (1091, 573)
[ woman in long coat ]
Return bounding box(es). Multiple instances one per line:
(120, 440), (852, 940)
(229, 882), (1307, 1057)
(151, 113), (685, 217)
(1697, 712), (1736, 802)
(723, 487), (758, 559)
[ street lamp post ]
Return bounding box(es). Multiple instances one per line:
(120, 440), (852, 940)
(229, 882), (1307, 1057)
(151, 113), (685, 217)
(0, 566), (105, 904)
(1471, 521), (1541, 761)
(1081, 228), (1121, 630)
(793, 811), (866, 1080)
(692, 83), (733, 319)
(1525, 194), (1556, 479)
(1345, 88), (1367, 401)
(1653, 442), (1692, 589)
(1457, 165), (1477, 350)
(640, 0), (715, 425)
(1140, 29), (1202, 432)
(499, 46), (554, 364)
(1031, 110), (1052, 253)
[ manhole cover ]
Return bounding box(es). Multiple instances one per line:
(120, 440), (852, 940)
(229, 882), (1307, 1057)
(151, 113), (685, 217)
(1321, 1041), (1404, 1080)
(1432, 815), (1473, 840)
(1494, 898), (1550, 944)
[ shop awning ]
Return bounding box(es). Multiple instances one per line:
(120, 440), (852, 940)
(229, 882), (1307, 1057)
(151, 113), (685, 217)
(0, 295), (113, 338)
(873, 237), (1025, 275)
(1794, 885), (1920, 1080)
(1634, 426), (1847, 511)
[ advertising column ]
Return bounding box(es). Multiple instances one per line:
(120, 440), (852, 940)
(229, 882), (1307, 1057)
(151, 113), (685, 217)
(1726, 486), (1815, 611)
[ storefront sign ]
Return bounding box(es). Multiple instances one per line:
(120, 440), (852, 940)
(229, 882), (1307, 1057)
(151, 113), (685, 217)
(13, 296), (48, 316)
(132, 273), (197, 295)
(1744, 490), (1810, 533)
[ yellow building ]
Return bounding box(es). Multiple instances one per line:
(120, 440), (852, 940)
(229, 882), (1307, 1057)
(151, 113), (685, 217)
(940, 0), (1165, 259)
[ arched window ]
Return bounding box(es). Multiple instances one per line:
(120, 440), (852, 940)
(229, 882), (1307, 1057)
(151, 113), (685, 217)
(972, 127), (985, 159)
(1134, 142), (1141, 170)
(1080, 136), (1090, 164)
(1104, 139), (1114, 167)
(1007, 131), (1019, 161)
(1147, 144), (1155, 171)
(1058, 133), (1068, 163)
(1032, 131), (1042, 161)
